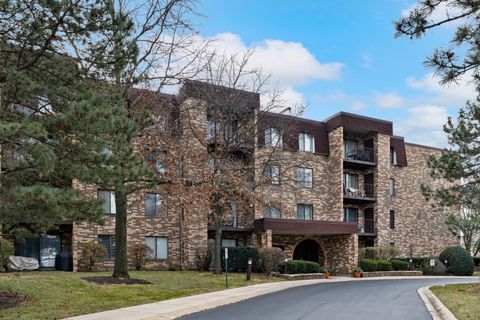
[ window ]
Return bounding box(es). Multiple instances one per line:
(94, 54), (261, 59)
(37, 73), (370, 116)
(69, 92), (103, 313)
(299, 133), (315, 153)
(389, 178), (395, 196)
(343, 173), (359, 190)
(145, 236), (168, 260)
(263, 163), (280, 185)
(264, 204), (281, 218)
(344, 139), (358, 159)
(389, 210), (395, 229)
(264, 127), (282, 148)
(98, 190), (116, 214)
(221, 239), (237, 248)
(297, 167), (313, 188)
(155, 160), (166, 173)
(343, 207), (358, 222)
(207, 121), (219, 140)
(390, 147), (397, 165)
(98, 235), (116, 259)
(224, 121), (237, 141)
(297, 204), (313, 220)
(145, 193), (164, 217)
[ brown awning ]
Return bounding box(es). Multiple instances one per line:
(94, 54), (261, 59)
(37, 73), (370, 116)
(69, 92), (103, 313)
(254, 218), (358, 235)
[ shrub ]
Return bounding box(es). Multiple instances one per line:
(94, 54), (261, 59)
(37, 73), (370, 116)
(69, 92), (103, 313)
(359, 259), (378, 272)
(286, 260), (321, 274)
(421, 257), (447, 275)
(80, 241), (107, 271)
(221, 247), (259, 272)
(131, 243), (149, 271)
(390, 259), (409, 271)
(257, 247), (286, 276)
(360, 246), (400, 260)
(377, 259), (393, 271)
(0, 239), (14, 271)
(195, 246), (213, 271)
(395, 257), (431, 269)
(439, 246), (475, 276)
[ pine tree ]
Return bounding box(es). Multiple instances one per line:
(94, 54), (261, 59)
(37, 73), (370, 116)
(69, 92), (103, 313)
(396, 0), (480, 254)
(0, 1), (117, 238)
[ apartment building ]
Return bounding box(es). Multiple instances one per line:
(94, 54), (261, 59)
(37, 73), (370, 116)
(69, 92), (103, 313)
(9, 81), (458, 273)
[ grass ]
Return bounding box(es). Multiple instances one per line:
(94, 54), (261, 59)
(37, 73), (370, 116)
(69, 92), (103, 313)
(0, 271), (281, 320)
(430, 282), (480, 320)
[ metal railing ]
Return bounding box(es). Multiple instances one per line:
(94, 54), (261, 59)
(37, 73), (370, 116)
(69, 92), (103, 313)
(363, 219), (374, 233)
(344, 147), (374, 162)
(344, 183), (374, 199)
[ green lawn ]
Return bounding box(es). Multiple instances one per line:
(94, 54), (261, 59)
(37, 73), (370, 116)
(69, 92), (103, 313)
(430, 283), (480, 320)
(0, 271), (280, 320)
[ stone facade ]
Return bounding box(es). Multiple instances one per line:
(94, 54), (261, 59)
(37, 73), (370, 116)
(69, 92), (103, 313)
(10, 82), (458, 274)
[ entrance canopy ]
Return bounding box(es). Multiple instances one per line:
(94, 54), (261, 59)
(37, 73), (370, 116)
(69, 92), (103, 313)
(254, 218), (358, 235)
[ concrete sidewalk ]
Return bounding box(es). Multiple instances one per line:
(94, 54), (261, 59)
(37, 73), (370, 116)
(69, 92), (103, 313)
(65, 276), (475, 320)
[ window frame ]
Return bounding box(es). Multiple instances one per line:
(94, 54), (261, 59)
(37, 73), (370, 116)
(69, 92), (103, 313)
(264, 127), (283, 148)
(97, 189), (116, 215)
(145, 236), (168, 260)
(389, 178), (395, 196)
(343, 207), (359, 222)
(296, 204), (313, 220)
(145, 192), (165, 217)
(98, 235), (116, 259)
(263, 204), (281, 219)
(221, 239), (237, 248)
(297, 167), (313, 189)
(389, 210), (395, 229)
(263, 163), (280, 185)
(390, 147), (397, 165)
(344, 139), (358, 159)
(299, 132), (315, 153)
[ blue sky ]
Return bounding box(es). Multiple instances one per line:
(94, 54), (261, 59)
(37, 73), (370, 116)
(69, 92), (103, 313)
(192, 0), (475, 147)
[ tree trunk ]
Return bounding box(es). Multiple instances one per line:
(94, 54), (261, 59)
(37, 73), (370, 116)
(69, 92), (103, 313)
(113, 188), (130, 279)
(214, 223), (223, 275)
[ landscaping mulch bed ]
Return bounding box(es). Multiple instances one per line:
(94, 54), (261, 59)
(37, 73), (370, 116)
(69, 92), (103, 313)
(81, 276), (152, 285)
(0, 289), (28, 309)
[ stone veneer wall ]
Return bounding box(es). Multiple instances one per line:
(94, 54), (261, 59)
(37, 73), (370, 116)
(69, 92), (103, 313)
(271, 234), (358, 273)
(374, 139), (458, 256)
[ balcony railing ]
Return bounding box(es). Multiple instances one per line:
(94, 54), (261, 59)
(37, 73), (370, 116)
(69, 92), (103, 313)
(344, 147), (374, 163)
(344, 183), (374, 199)
(362, 219), (374, 234)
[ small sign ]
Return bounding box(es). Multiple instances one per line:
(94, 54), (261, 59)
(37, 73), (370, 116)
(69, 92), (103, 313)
(225, 248), (228, 259)
(429, 259), (435, 267)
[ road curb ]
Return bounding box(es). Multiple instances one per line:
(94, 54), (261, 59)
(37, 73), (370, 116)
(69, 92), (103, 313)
(417, 286), (457, 320)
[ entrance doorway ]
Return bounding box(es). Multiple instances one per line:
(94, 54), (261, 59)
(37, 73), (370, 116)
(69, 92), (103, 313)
(293, 239), (319, 262)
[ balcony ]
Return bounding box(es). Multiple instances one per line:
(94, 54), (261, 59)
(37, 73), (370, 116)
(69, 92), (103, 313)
(359, 219), (375, 235)
(344, 183), (375, 203)
(344, 147), (375, 169)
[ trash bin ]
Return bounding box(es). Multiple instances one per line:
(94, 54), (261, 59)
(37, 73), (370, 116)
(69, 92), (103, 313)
(57, 251), (72, 271)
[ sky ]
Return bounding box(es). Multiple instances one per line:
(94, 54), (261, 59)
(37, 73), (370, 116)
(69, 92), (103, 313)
(190, 0), (476, 147)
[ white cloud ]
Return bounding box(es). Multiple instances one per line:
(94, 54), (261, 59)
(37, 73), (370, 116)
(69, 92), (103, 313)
(350, 101), (366, 111)
(205, 32), (344, 107)
(395, 105), (449, 147)
(372, 91), (404, 109)
(313, 89), (366, 112)
(406, 72), (476, 107)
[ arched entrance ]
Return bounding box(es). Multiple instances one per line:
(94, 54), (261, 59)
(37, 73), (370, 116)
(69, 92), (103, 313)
(293, 239), (319, 262)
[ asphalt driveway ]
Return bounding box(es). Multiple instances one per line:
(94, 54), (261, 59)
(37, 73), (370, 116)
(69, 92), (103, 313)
(179, 278), (480, 320)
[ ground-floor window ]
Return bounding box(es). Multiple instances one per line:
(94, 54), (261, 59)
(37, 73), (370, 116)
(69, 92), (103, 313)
(221, 239), (237, 247)
(98, 235), (116, 259)
(145, 236), (168, 260)
(343, 207), (358, 222)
